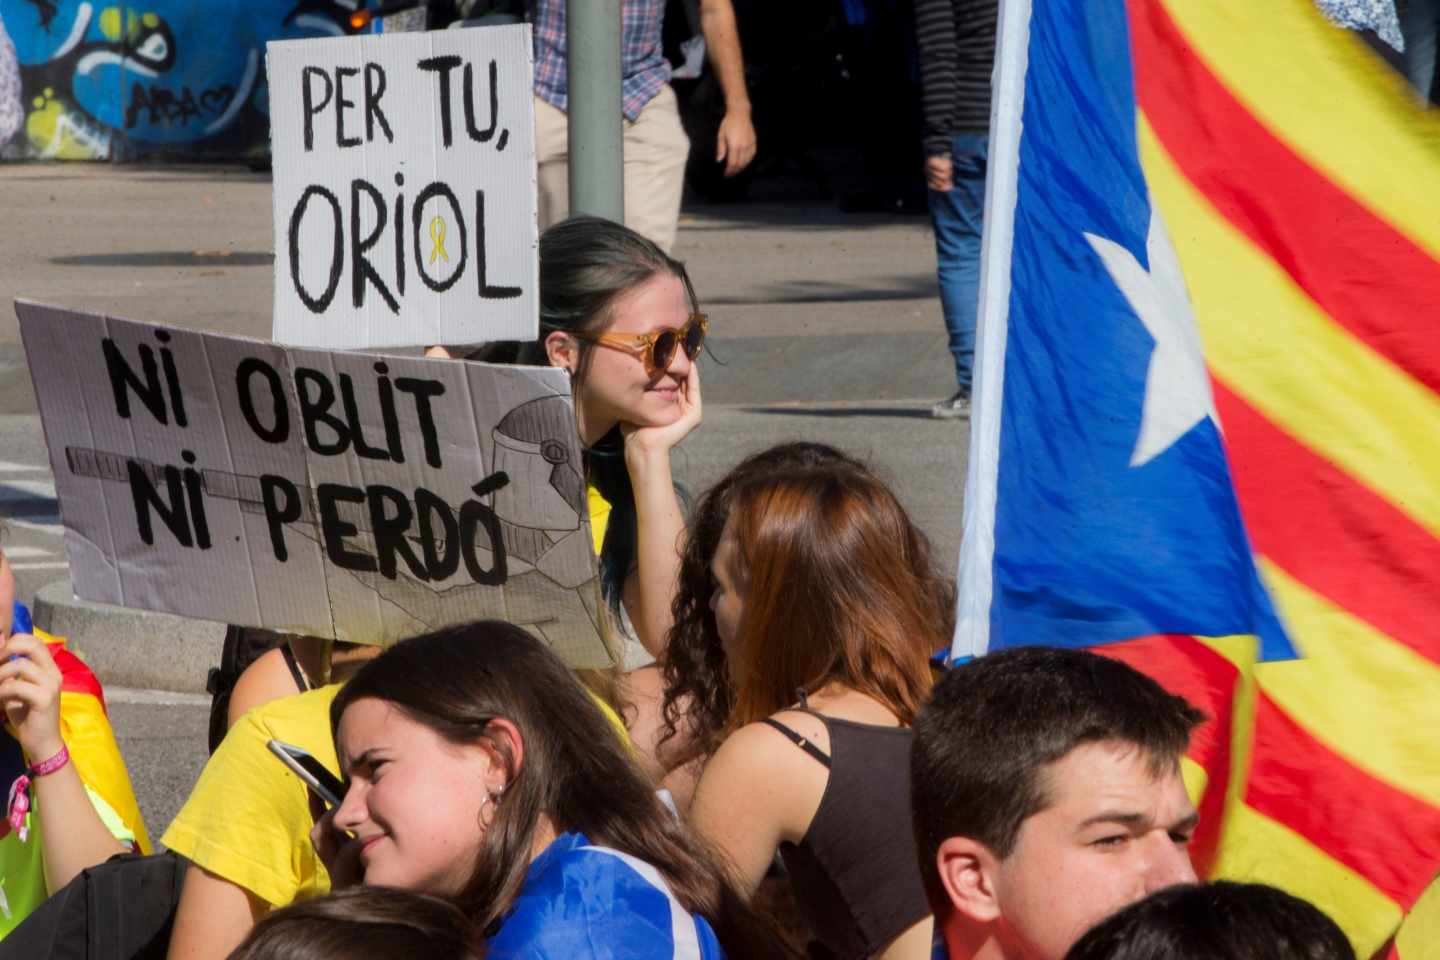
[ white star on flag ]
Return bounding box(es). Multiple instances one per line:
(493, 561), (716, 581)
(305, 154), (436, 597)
(1085, 209), (1220, 468)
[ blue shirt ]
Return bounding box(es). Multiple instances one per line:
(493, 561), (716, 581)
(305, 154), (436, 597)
(488, 832), (725, 959)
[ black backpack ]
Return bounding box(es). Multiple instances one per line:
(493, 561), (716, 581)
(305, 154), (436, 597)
(205, 625), (293, 753)
(0, 852), (187, 959)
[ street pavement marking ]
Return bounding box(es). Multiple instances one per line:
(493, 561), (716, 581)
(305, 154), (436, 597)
(0, 480), (56, 500)
(2, 518), (64, 536)
(0, 461), (39, 473)
(1, 546), (51, 559)
(11, 561), (69, 571)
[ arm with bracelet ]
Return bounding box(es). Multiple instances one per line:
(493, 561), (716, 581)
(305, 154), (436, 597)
(0, 632), (131, 893)
(0, 544), (135, 902)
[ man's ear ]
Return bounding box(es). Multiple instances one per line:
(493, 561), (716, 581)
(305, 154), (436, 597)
(937, 836), (1004, 923)
(543, 330), (579, 373)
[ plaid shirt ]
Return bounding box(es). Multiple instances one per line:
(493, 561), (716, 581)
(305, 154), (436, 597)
(531, 0), (672, 121)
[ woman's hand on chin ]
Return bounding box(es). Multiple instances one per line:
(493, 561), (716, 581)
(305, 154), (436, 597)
(622, 364), (703, 465)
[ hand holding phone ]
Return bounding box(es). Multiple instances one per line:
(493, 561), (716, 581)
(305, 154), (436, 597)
(311, 801), (365, 888)
(267, 739), (345, 807)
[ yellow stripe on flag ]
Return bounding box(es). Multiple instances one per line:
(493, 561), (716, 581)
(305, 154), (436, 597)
(1395, 872), (1440, 960)
(1180, 754), (1208, 809)
(1139, 117), (1440, 541)
(1156, 0), (1440, 260)
(59, 690), (152, 854)
(1256, 561), (1440, 806)
(1212, 802), (1400, 956)
(1193, 634), (1257, 679)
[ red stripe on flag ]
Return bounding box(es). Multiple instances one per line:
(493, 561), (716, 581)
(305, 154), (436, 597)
(1246, 692), (1440, 907)
(51, 644), (108, 714)
(1129, 0), (1440, 394)
(1213, 383), (1440, 667)
(1092, 634), (1238, 876)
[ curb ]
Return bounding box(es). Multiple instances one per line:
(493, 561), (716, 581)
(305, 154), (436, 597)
(32, 579), (224, 695)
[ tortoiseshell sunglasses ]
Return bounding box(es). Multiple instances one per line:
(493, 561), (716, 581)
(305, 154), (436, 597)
(567, 314), (708, 376)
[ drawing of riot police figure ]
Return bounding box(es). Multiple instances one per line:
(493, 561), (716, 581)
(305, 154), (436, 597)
(479, 392), (609, 661)
(490, 394), (593, 589)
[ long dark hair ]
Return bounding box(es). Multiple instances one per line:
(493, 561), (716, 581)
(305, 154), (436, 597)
(659, 443), (870, 759)
(475, 217), (700, 618)
(330, 621), (789, 958)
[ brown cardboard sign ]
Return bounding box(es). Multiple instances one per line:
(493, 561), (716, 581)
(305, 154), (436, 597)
(17, 301), (610, 666)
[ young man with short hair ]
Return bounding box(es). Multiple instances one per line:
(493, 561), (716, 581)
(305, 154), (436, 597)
(911, 646), (1205, 960)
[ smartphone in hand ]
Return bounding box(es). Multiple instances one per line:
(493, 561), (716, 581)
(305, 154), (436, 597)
(267, 739), (345, 807)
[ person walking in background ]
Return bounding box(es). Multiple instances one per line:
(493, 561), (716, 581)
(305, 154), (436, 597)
(1314, 0), (1406, 73)
(1401, 0), (1440, 101)
(532, 0), (757, 253)
(914, 0), (997, 420)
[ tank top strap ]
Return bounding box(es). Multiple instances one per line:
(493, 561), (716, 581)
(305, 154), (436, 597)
(792, 687), (830, 722)
(280, 641), (311, 693)
(761, 718), (832, 769)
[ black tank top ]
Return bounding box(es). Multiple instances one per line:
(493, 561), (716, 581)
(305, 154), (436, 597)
(762, 706), (931, 959)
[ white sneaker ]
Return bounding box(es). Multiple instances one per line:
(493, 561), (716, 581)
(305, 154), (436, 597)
(931, 390), (971, 420)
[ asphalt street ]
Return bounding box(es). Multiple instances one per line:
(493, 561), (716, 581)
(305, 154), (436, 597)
(0, 163), (968, 844)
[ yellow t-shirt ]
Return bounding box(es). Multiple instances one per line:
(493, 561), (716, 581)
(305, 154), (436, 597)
(163, 683), (630, 910)
(162, 685), (341, 907)
(588, 484), (611, 556)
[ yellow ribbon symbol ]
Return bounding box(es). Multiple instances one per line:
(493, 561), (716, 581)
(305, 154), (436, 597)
(428, 215), (450, 265)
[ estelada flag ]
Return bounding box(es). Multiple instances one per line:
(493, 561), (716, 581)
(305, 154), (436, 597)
(953, 0), (1440, 952)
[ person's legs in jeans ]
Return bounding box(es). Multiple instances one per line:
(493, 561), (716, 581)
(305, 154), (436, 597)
(1402, 0), (1440, 102)
(928, 131), (987, 416)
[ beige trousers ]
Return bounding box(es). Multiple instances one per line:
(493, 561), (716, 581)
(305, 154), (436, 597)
(534, 85), (691, 253)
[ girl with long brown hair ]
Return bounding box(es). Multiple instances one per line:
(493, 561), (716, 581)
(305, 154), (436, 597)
(313, 620), (789, 959)
(685, 462), (950, 960)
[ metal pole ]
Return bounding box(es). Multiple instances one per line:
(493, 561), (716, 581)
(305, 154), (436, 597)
(565, 0), (625, 222)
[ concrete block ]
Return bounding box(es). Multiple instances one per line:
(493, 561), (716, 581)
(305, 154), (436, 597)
(32, 579), (224, 695)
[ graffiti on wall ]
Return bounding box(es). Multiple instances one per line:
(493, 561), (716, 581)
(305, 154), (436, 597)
(0, 0), (370, 160)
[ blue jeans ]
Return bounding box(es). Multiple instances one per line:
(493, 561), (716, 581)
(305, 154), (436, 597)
(1403, 0), (1440, 101)
(928, 132), (988, 393)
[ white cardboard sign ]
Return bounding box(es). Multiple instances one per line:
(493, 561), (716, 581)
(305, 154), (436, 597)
(267, 25), (537, 350)
(18, 301), (610, 667)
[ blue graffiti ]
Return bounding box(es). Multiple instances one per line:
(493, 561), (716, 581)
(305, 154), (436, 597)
(0, 0), (365, 157)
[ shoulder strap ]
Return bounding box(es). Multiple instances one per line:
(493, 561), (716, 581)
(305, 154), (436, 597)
(761, 718), (832, 769)
(280, 641), (310, 693)
(788, 688), (831, 724)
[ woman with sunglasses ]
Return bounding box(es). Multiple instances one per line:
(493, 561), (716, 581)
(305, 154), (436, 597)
(474, 216), (707, 664)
